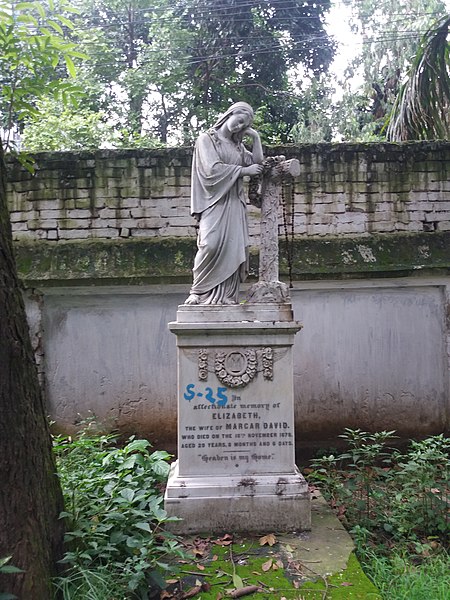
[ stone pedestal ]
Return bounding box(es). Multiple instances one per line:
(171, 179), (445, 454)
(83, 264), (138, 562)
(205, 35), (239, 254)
(164, 303), (311, 533)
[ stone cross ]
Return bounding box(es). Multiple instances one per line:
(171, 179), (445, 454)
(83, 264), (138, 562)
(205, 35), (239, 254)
(247, 155), (301, 304)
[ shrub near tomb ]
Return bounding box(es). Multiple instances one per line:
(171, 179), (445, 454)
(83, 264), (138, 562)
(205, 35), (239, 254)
(309, 429), (449, 543)
(53, 427), (185, 599)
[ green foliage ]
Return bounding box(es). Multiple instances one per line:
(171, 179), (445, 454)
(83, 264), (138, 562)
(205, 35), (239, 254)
(53, 427), (185, 599)
(173, 0), (334, 142)
(386, 435), (450, 537)
(115, 131), (165, 149)
(309, 430), (450, 544)
(47, 0), (335, 146)
(0, 557), (23, 577)
(386, 14), (450, 141)
(21, 97), (114, 151)
(327, 0), (449, 141)
(0, 0), (87, 150)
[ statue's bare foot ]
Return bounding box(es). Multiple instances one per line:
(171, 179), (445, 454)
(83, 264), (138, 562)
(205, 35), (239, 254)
(185, 294), (200, 305)
(223, 298), (238, 305)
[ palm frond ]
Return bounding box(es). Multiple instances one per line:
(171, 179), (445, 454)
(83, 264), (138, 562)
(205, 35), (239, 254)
(386, 15), (450, 141)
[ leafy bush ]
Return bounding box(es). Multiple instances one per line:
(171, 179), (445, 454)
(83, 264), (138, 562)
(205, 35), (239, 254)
(53, 428), (184, 599)
(386, 436), (450, 538)
(309, 430), (450, 544)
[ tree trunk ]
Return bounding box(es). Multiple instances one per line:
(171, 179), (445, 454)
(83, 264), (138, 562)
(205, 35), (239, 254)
(0, 147), (64, 598)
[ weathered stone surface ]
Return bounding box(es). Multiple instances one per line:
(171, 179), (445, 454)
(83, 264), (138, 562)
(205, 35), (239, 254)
(165, 304), (310, 533)
(165, 466), (311, 533)
(8, 143), (450, 447)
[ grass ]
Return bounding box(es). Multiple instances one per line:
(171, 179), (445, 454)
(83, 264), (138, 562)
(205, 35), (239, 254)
(364, 551), (450, 600)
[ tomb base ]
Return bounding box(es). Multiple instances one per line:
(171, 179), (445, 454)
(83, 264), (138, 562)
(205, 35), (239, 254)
(165, 463), (311, 534)
(165, 461), (310, 533)
(164, 303), (311, 534)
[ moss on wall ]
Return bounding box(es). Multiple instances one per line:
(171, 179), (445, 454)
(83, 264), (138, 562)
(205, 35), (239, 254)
(282, 231), (450, 279)
(14, 231), (450, 286)
(14, 237), (197, 285)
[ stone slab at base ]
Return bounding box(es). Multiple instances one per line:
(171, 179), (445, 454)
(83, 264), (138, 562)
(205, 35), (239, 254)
(164, 460), (311, 534)
(175, 302), (294, 323)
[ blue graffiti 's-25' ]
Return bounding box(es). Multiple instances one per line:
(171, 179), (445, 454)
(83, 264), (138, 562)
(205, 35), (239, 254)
(183, 384), (228, 406)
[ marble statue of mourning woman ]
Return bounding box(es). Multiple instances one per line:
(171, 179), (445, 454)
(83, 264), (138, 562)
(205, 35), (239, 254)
(185, 102), (264, 305)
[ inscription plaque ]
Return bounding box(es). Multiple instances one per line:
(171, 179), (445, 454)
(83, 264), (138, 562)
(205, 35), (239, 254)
(178, 342), (296, 477)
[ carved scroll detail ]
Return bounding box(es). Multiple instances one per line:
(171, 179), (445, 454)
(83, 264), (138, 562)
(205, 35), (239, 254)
(198, 348), (208, 381)
(262, 347), (273, 380)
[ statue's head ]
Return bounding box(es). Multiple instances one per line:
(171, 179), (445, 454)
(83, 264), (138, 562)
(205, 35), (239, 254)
(212, 102), (254, 142)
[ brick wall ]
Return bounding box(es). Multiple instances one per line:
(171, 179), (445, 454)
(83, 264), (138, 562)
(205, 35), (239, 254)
(7, 149), (196, 241)
(7, 142), (450, 244)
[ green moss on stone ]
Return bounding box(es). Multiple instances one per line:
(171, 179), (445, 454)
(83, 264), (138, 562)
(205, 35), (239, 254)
(14, 237), (197, 285)
(13, 231), (450, 286)
(171, 543), (380, 600)
(280, 231), (450, 279)
(298, 553), (381, 599)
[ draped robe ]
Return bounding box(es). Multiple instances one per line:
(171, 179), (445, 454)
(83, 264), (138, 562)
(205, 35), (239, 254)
(188, 130), (254, 304)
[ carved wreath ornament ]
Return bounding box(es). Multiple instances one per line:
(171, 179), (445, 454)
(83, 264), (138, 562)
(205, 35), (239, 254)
(197, 347), (274, 388)
(215, 349), (257, 388)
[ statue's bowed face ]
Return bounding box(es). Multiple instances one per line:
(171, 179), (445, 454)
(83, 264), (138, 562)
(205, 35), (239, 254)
(226, 112), (252, 136)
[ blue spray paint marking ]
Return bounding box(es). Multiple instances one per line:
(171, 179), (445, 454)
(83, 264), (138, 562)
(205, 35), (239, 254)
(183, 384), (228, 406)
(183, 383), (195, 401)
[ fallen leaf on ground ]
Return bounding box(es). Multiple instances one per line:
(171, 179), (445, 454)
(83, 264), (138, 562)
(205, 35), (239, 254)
(216, 569), (228, 578)
(261, 558), (273, 572)
(228, 585), (260, 598)
(215, 533), (233, 546)
(341, 582), (353, 586)
(188, 537), (210, 557)
(181, 581), (211, 598)
(259, 533), (277, 546)
(181, 586), (201, 599)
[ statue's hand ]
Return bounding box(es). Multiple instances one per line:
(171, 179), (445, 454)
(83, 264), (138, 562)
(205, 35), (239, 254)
(242, 164), (264, 177)
(243, 127), (260, 139)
